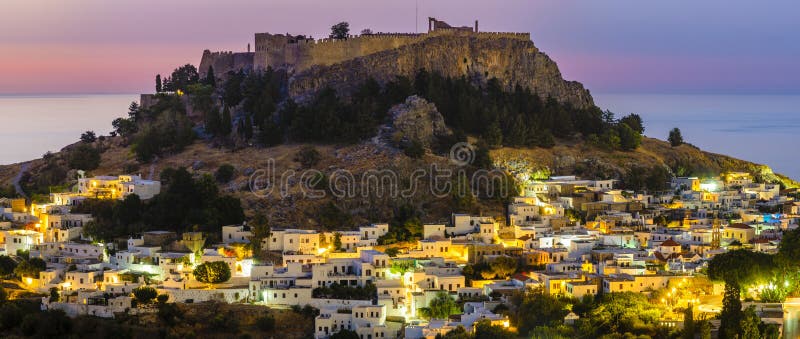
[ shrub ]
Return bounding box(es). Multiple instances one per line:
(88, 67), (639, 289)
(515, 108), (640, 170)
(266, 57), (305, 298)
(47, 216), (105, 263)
(156, 294), (169, 304)
(0, 256), (17, 277)
(193, 261), (232, 285)
(295, 146), (321, 168)
(67, 143), (101, 170)
(256, 314), (275, 331)
(403, 140), (425, 158)
(669, 127), (684, 147)
(215, 164), (236, 183)
(132, 286), (158, 304)
(80, 131), (97, 143)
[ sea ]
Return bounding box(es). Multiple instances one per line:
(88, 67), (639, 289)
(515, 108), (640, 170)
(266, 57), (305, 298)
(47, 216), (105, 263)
(0, 93), (798, 181)
(595, 94), (800, 181)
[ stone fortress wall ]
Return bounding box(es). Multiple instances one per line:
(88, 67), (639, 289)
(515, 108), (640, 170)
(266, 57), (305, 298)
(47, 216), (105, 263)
(198, 50), (254, 78)
(200, 18), (530, 75)
(195, 18), (592, 109)
(253, 32), (426, 72)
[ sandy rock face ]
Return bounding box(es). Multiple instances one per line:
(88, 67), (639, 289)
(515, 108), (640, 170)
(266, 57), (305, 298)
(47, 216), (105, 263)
(289, 35), (594, 109)
(387, 95), (451, 148)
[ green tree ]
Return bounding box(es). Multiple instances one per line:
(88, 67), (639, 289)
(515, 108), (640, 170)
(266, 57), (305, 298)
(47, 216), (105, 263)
(14, 257), (46, 279)
(259, 116), (283, 146)
(49, 287), (60, 302)
(205, 107), (222, 136)
(67, 143), (101, 170)
(156, 294), (169, 304)
(249, 212), (271, 256)
(619, 113), (645, 134)
(333, 232), (343, 251)
(489, 256), (518, 279)
(204, 65), (217, 88)
(0, 256), (17, 277)
(384, 247), (400, 257)
(404, 140), (425, 159)
(708, 249), (775, 289)
(330, 22), (350, 39)
(617, 122), (642, 151)
(156, 74), (162, 93)
(80, 131), (97, 143)
(221, 106), (233, 136)
(740, 305), (761, 339)
(422, 292), (460, 320)
(719, 284), (742, 339)
(215, 164), (236, 183)
(600, 128), (621, 150)
(242, 115), (254, 140)
(682, 304), (695, 339)
(483, 121), (503, 148)
(452, 172), (475, 212)
(474, 319), (515, 339)
(256, 314), (275, 331)
(437, 325), (471, 339)
(512, 288), (571, 335)
(193, 261), (231, 286)
(472, 141), (494, 169)
(777, 227), (800, 268)
(295, 146), (321, 168)
(132, 286), (158, 304)
(584, 292), (664, 336)
(669, 127), (684, 147)
(112, 116), (137, 139)
(169, 64), (200, 92)
(390, 259), (416, 275)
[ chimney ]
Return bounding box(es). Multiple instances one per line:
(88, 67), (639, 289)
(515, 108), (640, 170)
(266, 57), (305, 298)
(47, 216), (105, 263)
(474, 20), (479, 33)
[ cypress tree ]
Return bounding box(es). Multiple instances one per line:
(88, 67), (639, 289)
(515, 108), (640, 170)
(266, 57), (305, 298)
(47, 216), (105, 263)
(260, 117), (283, 146)
(221, 106), (233, 136)
(205, 66), (216, 88)
(155, 74), (162, 93)
(205, 108), (222, 137)
(244, 116), (254, 140)
(237, 118), (245, 139)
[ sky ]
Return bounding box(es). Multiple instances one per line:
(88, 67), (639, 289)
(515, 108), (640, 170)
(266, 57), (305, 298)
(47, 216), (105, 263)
(1, 0), (798, 95)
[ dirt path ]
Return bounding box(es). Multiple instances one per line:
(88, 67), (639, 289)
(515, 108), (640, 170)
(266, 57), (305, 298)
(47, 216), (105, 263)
(12, 163), (28, 199)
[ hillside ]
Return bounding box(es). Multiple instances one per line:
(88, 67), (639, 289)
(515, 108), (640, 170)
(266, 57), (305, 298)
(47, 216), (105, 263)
(2, 22), (797, 230)
(2, 134), (795, 231)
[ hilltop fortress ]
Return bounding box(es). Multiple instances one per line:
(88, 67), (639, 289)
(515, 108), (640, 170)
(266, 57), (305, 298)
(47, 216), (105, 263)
(199, 18), (594, 109)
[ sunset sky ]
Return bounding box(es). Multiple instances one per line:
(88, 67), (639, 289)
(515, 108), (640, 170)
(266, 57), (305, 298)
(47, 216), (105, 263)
(1, 0), (797, 95)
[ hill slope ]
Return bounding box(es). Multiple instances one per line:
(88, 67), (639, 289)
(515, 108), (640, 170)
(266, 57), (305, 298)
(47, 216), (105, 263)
(2, 135), (794, 230)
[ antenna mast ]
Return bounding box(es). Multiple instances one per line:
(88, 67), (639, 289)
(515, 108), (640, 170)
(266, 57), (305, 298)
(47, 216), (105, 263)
(415, 0), (419, 33)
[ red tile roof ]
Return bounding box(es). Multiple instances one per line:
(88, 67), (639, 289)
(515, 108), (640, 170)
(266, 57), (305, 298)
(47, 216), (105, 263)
(728, 223), (753, 229)
(660, 239), (681, 247)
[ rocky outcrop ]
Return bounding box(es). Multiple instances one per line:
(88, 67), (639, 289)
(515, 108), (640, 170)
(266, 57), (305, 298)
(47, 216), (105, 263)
(289, 35), (594, 109)
(386, 96), (451, 148)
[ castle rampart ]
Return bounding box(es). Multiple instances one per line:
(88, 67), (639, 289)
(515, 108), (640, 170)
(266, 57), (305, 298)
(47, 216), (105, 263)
(204, 19), (534, 75)
(198, 50), (254, 78)
(253, 33), (427, 71)
(250, 18), (529, 72)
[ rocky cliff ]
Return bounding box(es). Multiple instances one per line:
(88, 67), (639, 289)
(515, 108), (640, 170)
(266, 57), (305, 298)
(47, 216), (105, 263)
(288, 35), (594, 109)
(386, 96), (451, 148)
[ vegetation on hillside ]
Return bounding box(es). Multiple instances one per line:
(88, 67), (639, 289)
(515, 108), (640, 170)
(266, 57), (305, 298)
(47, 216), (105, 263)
(205, 66), (643, 153)
(706, 227), (800, 338)
(77, 167), (244, 242)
